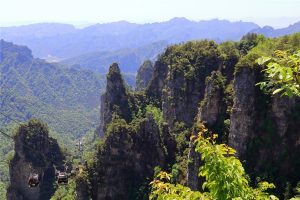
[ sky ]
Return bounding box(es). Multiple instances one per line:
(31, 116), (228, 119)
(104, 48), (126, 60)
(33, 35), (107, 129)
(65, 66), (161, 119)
(1, 0), (300, 28)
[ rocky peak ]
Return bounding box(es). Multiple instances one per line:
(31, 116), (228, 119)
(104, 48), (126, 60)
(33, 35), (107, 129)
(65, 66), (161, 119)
(7, 119), (64, 200)
(98, 63), (132, 137)
(136, 60), (154, 91)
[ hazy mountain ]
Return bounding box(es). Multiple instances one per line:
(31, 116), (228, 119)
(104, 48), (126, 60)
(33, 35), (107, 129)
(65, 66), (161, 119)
(1, 18), (259, 59)
(251, 21), (300, 37)
(61, 41), (167, 73)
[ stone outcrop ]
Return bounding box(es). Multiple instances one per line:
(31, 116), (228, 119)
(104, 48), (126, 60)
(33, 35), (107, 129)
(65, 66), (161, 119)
(92, 114), (166, 200)
(7, 119), (64, 200)
(98, 63), (132, 137)
(136, 60), (154, 91)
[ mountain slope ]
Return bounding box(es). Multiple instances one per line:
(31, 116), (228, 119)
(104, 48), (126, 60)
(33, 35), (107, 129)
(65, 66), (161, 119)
(0, 39), (105, 137)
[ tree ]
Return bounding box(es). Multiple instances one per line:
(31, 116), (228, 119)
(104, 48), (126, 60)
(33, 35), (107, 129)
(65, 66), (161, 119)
(256, 50), (300, 97)
(150, 123), (278, 200)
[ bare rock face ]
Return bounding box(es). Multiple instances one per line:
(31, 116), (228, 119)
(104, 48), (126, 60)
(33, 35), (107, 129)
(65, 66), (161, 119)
(98, 63), (132, 137)
(92, 114), (166, 200)
(271, 96), (296, 137)
(228, 67), (257, 157)
(227, 66), (300, 192)
(75, 175), (90, 200)
(7, 119), (64, 200)
(136, 60), (154, 91)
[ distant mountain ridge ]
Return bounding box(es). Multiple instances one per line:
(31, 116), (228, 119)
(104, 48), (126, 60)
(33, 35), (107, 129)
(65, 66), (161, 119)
(1, 18), (259, 59)
(251, 21), (300, 37)
(3, 18), (300, 74)
(61, 41), (167, 73)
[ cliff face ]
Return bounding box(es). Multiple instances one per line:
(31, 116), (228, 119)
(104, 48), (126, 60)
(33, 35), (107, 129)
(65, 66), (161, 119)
(93, 40), (236, 199)
(92, 64), (169, 200)
(228, 66), (300, 192)
(92, 115), (166, 200)
(147, 41), (222, 129)
(136, 60), (154, 91)
(7, 119), (64, 200)
(93, 35), (300, 199)
(228, 67), (257, 156)
(187, 71), (227, 190)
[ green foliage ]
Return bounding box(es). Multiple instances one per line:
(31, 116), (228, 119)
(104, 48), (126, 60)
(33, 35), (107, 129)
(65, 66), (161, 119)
(50, 179), (77, 200)
(290, 182), (300, 200)
(218, 41), (240, 66)
(162, 40), (221, 81)
(150, 172), (208, 200)
(237, 33), (265, 56)
(224, 82), (234, 114)
(145, 105), (163, 125)
(150, 123), (278, 200)
(256, 50), (300, 97)
(236, 32), (300, 72)
(0, 124), (17, 196)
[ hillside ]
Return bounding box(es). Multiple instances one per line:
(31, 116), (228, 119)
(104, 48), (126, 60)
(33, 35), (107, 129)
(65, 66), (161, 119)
(0, 40), (105, 197)
(0, 40), (106, 137)
(0, 18), (259, 59)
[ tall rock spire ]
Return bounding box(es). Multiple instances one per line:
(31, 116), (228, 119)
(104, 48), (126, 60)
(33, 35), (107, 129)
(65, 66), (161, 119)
(98, 63), (132, 137)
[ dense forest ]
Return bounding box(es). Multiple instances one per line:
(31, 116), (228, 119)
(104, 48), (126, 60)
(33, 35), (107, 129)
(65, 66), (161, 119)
(1, 25), (300, 199)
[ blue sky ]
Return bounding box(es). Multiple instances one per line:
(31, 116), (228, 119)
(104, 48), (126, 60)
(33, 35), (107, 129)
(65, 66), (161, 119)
(1, 0), (300, 27)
